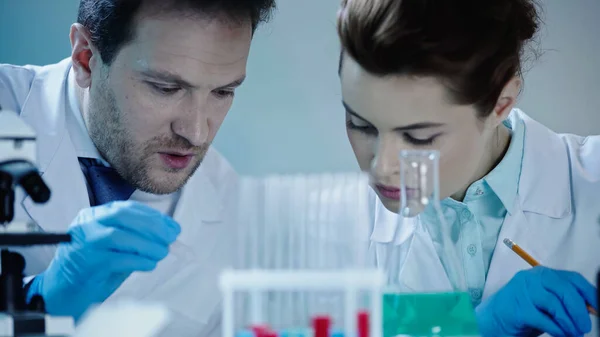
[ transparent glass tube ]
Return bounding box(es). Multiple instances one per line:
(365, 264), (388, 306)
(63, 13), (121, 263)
(398, 150), (467, 292)
(233, 172), (372, 330)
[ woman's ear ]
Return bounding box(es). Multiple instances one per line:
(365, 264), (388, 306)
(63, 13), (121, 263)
(492, 77), (522, 123)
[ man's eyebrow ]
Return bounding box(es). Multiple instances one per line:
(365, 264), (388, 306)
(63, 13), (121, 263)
(215, 76), (246, 90)
(139, 69), (246, 90)
(140, 69), (195, 88)
(342, 101), (444, 131)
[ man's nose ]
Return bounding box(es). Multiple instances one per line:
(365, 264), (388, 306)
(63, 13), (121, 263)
(171, 103), (210, 147)
(371, 134), (401, 183)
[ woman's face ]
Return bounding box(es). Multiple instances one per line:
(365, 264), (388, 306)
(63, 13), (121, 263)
(340, 56), (511, 213)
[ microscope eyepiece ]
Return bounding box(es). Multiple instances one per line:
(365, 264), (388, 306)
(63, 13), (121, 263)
(0, 160), (51, 204)
(0, 172), (14, 223)
(20, 171), (50, 203)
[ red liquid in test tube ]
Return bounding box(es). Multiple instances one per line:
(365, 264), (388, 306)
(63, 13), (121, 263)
(357, 311), (369, 337)
(250, 325), (271, 337)
(312, 315), (331, 337)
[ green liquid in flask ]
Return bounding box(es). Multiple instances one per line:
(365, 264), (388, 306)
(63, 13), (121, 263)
(382, 292), (480, 337)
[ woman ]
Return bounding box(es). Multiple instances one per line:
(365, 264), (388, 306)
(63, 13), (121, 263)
(336, 0), (599, 336)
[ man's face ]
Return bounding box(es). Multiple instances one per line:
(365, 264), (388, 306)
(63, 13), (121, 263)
(86, 12), (251, 194)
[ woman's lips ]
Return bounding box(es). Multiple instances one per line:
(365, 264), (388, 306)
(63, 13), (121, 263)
(375, 184), (419, 201)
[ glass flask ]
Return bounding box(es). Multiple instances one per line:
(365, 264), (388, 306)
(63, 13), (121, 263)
(381, 151), (479, 336)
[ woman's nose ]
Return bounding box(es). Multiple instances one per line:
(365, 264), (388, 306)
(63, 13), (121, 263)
(371, 135), (401, 184)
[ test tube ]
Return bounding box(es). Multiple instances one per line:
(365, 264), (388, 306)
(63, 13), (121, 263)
(357, 312), (369, 337)
(293, 174), (308, 326)
(312, 315), (331, 337)
(234, 172), (375, 332)
(236, 177), (261, 328)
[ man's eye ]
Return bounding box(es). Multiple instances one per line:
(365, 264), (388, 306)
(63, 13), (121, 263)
(149, 82), (181, 95)
(213, 89), (235, 99)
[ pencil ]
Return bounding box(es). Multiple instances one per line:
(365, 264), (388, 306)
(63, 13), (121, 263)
(503, 238), (598, 317)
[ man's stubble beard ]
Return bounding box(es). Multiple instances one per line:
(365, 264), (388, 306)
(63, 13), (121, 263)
(86, 75), (208, 195)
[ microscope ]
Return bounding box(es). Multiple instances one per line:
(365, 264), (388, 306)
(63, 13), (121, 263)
(0, 109), (74, 336)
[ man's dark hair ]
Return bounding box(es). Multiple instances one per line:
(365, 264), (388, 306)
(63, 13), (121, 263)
(77, 0), (276, 65)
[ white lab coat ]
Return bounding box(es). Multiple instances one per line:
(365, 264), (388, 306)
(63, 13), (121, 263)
(0, 59), (238, 337)
(369, 110), (600, 336)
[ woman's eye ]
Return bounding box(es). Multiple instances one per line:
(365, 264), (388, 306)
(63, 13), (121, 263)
(346, 118), (378, 135)
(402, 133), (437, 146)
(349, 116), (369, 127)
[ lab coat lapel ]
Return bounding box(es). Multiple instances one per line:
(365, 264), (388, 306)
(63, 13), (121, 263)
(370, 201), (452, 292)
(21, 135), (90, 233)
(483, 200), (571, 300)
(483, 110), (573, 300)
(135, 151), (232, 325)
(396, 219), (453, 292)
(512, 110), (572, 218)
(18, 59), (90, 233)
(482, 202), (531, 299)
(172, 156), (225, 258)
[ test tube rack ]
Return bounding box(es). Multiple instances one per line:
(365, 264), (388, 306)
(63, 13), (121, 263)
(219, 268), (385, 337)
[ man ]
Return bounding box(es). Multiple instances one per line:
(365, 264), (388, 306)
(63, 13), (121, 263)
(0, 0), (275, 335)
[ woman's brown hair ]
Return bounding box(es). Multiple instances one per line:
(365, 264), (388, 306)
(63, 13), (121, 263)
(337, 0), (541, 117)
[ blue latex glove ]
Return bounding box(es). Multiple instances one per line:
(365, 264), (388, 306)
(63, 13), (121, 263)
(476, 266), (598, 337)
(26, 201), (181, 321)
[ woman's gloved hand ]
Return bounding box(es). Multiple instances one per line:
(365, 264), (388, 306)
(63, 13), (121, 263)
(26, 201), (181, 321)
(476, 266), (598, 337)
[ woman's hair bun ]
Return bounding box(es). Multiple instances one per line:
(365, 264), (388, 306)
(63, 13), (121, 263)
(337, 0), (541, 116)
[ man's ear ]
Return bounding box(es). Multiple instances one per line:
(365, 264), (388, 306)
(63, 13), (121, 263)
(70, 23), (99, 89)
(491, 76), (521, 124)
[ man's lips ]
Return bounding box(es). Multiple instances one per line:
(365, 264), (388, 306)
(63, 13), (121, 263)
(158, 152), (195, 169)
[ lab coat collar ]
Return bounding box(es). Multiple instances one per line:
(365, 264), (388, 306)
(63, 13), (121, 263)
(18, 58), (91, 233)
(370, 216), (452, 292)
(19, 58), (72, 174)
(396, 225), (453, 292)
(64, 66), (108, 164)
(512, 109), (572, 218)
(122, 148), (231, 324)
(482, 114), (525, 215)
(369, 194), (417, 244)
(482, 200), (534, 299)
(172, 147), (227, 242)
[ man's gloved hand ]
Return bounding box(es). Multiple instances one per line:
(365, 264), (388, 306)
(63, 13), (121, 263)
(476, 266), (598, 337)
(26, 201), (181, 321)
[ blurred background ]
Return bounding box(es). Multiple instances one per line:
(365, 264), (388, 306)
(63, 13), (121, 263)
(1, 0), (599, 175)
